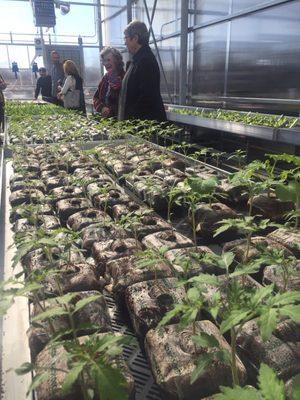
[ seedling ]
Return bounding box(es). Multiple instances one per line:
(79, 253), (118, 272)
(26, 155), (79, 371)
(227, 149), (247, 168)
(186, 252), (300, 385)
(168, 141), (193, 157)
(135, 246), (170, 282)
(229, 165), (268, 216)
(252, 248), (298, 293)
(275, 174), (300, 228)
(118, 209), (152, 246)
(193, 147), (215, 164)
(214, 216), (271, 263)
(214, 363), (299, 400)
(177, 176), (218, 245)
(166, 183), (186, 223)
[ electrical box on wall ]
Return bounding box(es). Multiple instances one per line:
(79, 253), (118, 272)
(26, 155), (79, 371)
(31, 0), (56, 27)
(34, 37), (43, 57)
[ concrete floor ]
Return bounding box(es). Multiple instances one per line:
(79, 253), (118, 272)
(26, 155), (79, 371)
(1, 161), (31, 400)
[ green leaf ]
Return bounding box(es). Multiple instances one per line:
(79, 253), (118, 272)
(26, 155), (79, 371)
(157, 304), (184, 329)
(188, 274), (219, 286)
(192, 332), (219, 349)
(213, 223), (232, 237)
(55, 292), (78, 305)
(15, 362), (34, 375)
(258, 363), (285, 400)
(215, 385), (261, 400)
(190, 353), (213, 384)
(258, 308), (278, 341)
(220, 310), (251, 334)
(32, 306), (68, 322)
(270, 291), (300, 306)
(62, 363), (86, 395)
(38, 237), (58, 247)
(251, 285), (274, 307)
(279, 305), (300, 323)
(229, 262), (261, 278)
(91, 363), (127, 400)
(215, 349), (231, 366)
(16, 282), (43, 296)
(12, 242), (34, 268)
(187, 287), (199, 302)
(275, 183), (297, 203)
(222, 252), (235, 269)
(26, 372), (49, 396)
(73, 295), (101, 314)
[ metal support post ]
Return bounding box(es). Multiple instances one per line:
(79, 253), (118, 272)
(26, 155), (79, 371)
(142, 0), (173, 103)
(127, 0), (132, 24)
(179, 0), (188, 105)
(39, 27), (47, 70)
(150, 0), (158, 26)
(223, 0), (233, 97)
(97, 0), (104, 76)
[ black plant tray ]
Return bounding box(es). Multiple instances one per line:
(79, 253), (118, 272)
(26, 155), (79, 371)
(104, 293), (163, 400)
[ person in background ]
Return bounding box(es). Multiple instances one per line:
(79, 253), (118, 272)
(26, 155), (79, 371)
(0, 74), (7, 132)
(57, 59), (86, 114)
(50, 50), (64, 104)
(93, 47), (125, 118)
(118, 20), (166, 122)
(34, 67), (52, 101)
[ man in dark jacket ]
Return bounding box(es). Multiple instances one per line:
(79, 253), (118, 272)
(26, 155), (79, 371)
(118, 20), (166, 122)
(34, 68), (52, 100)
(50, 50), (64, 105)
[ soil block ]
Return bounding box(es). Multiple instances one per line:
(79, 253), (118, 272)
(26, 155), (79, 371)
(125, 277), (186, 337)
(145, 320), (246, 399)
(67, 208), (109, 231)
(34, 333), (135, 400)
(142, 230), (193, 252)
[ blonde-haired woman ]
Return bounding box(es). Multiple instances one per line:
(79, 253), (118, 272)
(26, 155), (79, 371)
(57, 60), (86, 114)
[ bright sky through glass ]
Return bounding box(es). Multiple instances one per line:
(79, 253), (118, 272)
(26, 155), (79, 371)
(0, 0), (97, 68)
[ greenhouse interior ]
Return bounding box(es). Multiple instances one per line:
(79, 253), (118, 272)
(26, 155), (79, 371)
(0, 1), (300, 399)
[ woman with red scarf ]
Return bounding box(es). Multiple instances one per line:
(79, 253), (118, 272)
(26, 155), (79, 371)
(93, 47), (124, 117)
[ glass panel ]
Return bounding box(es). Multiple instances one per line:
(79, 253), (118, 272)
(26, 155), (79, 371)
(135, 0), (181, 37)
(232, 1), (269, 13)
(83, 47), (101, 87)
(55, 4), (96, 39)
(8, 46), (30, 68)
(102, 8), (128, 46)
(154, 37), (180, 102)
(0, 0), (97, 44)
(193, 0), (230, 25)
(0, 46), (9, 68)
(227, 1), (300, 99)
(0, 2), (37, 34)
(191, 22), (228, 97)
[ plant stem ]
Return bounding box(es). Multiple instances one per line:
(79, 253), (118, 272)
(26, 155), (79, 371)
(230, 328), (239, 386)
(245, 233), (251, 263)
(295, 196), (300, 229)
(248, 195), (253, 216)
(191, 208), (197, 248)
(192, 321), (196, 336)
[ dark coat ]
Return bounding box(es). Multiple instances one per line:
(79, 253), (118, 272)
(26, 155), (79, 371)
(74, 75), (86, 114)
(124, 45), (166, 122)
(35, 75), (52, 99)
(93, 71), (124, 117)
